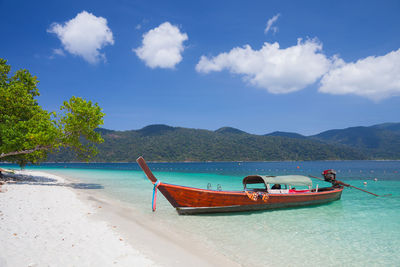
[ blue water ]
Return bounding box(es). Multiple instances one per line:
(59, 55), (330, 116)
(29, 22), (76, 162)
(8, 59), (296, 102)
(2, 161), (400, 266)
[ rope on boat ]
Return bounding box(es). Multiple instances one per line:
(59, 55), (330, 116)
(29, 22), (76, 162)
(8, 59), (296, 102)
(152, 180), (161, 212)
(245, 191), (258, 201)
(245, 191), (269, 202)
(262, 193), (269, 202)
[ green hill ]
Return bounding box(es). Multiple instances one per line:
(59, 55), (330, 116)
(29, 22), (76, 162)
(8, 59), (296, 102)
(46, 122), (400, 162)
(48, 124), (367, 162)
(265, 131), (307, 139)
(311, 123), (400, 159)
(215, 127), (248, 135)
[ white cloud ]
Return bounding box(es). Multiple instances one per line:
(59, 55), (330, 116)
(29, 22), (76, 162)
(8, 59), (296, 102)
(48, 11), (114, 64)
(319, 49), (400, 101)
(53, 48), (65, 56)
(48, 48), (66, 59)
(265, 14), (280, 34)
(196, 38), (332, 94)
(134, 22), (188, 69)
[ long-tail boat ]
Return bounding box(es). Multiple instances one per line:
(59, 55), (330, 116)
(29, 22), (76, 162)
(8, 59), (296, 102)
(137, 157), (345, 215)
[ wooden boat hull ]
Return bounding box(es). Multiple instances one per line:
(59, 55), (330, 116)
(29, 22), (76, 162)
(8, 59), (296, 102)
(136, 157), (343, 215)
(158, 183), (343, 215)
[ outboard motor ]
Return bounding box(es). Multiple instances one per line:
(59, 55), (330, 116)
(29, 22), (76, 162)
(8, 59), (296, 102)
(322, 169), (337, 184)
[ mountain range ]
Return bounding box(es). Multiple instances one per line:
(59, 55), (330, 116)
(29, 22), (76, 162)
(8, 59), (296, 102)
(47, 122), (400, 162)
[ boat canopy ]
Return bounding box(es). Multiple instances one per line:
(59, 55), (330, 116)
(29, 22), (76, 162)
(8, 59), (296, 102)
(243, 175), (312, 187)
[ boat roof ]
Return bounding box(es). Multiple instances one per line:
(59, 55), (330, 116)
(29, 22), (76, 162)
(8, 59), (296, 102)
(243, 175), (312, 186)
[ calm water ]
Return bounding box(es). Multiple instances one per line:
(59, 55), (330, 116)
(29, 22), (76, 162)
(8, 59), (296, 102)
(2, 161), (400, 266)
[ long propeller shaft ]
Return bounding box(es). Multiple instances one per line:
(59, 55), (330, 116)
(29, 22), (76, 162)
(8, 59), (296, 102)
(308, 175), (390, 197)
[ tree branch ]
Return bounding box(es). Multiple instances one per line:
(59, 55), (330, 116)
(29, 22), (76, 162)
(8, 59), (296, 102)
(0, 145), (53, 159)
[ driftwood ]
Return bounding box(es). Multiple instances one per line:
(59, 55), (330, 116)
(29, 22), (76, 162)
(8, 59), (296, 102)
(0, 168), (16, 182)
(0, 170), (6, 192)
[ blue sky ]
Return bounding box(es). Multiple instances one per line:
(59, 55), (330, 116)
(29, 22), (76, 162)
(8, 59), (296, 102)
(1, 0), (400, 135)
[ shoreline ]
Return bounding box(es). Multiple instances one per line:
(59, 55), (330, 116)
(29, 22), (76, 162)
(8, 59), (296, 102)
(0, 169), (239, 267)
(2, 159), (400, 166)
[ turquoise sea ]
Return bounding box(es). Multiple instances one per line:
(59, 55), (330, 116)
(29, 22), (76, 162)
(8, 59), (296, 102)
(2, 161), (400, 266)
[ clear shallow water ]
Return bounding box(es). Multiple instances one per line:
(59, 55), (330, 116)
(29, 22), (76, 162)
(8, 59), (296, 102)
(2, 161), (400, 266)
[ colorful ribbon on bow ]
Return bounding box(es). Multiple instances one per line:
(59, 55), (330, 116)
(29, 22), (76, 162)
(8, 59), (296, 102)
(152, 180), (161, 212)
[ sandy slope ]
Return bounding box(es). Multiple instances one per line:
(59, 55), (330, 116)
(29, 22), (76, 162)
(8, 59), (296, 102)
(0, 170), (156, 267)
(0, 170), (239, 267)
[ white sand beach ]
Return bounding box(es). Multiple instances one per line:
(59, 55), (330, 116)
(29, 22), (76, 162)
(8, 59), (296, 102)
(0, 170), (238, 267)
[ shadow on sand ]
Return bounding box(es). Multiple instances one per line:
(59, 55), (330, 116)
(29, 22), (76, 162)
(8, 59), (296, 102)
(1, 172), (104, 190)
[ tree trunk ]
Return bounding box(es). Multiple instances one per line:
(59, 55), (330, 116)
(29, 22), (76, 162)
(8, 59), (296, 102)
(0, 145), (52, 159)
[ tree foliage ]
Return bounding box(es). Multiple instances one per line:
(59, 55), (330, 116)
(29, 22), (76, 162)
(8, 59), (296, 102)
(0, 58), (105, 166)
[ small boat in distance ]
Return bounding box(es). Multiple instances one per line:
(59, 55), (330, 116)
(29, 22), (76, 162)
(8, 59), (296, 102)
(137, 157), (343, 215)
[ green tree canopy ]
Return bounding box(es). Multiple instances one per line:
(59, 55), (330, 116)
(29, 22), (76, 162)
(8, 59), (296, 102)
(0, 58), (105, 166)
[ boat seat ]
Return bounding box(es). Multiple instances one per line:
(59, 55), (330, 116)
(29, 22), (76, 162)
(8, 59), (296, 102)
(289, 189), (310, 193)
